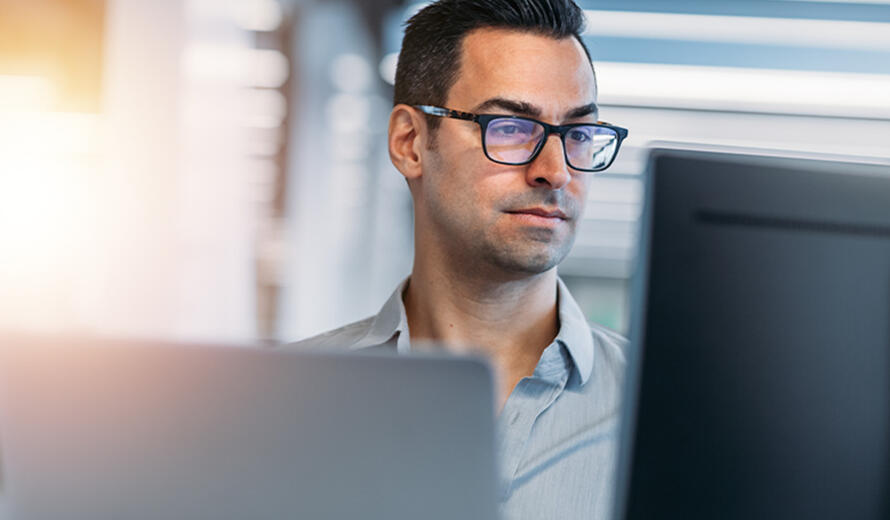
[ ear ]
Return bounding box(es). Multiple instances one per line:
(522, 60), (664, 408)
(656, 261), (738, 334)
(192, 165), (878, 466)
(388, 104), (428, 182)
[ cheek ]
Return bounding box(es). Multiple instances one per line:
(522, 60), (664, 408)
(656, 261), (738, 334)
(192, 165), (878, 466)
(423, 165), (485, 227)
(471, 170), (522, 222)
(433, 155), (496, 216)
(569, 175), (591, 212)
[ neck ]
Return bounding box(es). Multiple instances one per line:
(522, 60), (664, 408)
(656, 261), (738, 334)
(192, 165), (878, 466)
(404, 253), (560, 410)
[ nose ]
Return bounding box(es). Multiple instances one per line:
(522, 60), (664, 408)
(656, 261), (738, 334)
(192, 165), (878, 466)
(525, 133), (571, 190)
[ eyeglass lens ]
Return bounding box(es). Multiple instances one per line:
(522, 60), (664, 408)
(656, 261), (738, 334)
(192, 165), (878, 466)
(484, 118), (619, 171)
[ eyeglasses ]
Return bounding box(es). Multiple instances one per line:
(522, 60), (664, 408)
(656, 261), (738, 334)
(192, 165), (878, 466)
(415, 105), (628, 173)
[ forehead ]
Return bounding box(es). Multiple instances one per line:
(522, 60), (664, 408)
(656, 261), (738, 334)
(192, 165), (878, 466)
(447, 28), (596, 115)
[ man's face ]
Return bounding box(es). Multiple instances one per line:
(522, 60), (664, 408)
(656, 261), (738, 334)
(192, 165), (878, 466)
(418, 28), (597, 276)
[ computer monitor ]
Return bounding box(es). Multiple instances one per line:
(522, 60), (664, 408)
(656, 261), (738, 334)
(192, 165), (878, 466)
(614, 148), (890, 520)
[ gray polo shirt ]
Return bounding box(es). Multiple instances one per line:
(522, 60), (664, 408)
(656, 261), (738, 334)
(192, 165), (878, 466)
(286, 277), (626, 520)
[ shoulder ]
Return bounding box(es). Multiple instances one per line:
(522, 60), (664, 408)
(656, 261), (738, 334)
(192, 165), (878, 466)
(590, 322), (627, 364)
(282, 316), (376, 351)
(588, 322), (628, 394)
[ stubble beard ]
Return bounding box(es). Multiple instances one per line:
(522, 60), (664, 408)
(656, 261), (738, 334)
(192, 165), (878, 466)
(477, 222), (577, 275)
(421, 149), (580, 278)
(478, 190), (580, 275)
(429, 203), (578, 278)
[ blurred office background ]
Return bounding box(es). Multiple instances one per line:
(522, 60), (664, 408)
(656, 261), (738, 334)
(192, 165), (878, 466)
(1, 0), (889, 344)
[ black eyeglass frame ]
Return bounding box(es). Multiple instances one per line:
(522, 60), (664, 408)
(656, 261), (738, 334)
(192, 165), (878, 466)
(414, 104), (629, 173)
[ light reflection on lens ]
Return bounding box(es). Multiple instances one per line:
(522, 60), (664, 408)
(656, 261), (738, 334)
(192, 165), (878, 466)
(567, 127), (618, 170)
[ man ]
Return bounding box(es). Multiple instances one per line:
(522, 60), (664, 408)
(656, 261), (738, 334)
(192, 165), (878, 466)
(290, 0), (629, 518)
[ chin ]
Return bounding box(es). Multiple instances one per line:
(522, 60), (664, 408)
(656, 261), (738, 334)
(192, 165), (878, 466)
(489, 246), (567, 275)
(472, 229), (576, 275)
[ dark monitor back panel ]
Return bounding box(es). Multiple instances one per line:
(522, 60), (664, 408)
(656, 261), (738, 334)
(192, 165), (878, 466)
(617, 150), (890, 520)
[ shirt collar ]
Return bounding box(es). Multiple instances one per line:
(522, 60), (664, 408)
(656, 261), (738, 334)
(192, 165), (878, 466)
(354, 276), (595, 385)
(353, 277), (411, 353)
(554, 276), (595, 386)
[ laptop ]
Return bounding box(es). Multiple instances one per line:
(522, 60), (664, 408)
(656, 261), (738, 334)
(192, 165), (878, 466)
(614, 148), (890, 519)
(0, 335), (498, 520)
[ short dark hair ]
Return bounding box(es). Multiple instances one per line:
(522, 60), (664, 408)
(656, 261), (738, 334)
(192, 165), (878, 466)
(394, 0), (593, 130)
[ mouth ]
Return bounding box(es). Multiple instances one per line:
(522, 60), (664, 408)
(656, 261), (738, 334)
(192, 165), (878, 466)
(505, 207), (569, 220)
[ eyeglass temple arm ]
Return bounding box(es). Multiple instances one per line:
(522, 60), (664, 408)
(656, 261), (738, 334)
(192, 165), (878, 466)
(415, 105), (477, 122)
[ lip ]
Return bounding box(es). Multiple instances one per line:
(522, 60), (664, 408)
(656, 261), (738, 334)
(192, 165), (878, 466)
(506, 207), (568, 220)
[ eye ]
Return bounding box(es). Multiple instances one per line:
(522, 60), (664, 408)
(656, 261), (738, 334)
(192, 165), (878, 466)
(488, 119), (536, 138)
(567, 128), (592, 143)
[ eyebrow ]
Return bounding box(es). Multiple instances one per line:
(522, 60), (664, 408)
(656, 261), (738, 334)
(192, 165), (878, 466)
(565, 102), (599, 120)
(471, 97), (599, 122)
